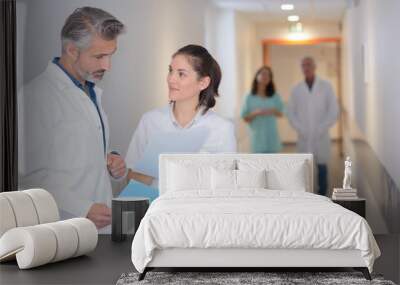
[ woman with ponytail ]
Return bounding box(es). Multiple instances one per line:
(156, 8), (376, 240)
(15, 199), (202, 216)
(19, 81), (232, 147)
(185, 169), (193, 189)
(125, 45), (236, 186)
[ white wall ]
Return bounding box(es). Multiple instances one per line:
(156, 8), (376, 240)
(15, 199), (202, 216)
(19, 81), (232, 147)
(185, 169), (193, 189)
(17, 0), (209, 158)
(342, 0), (400, 188)
(233, 12), (258, 152)
(234, 12), (258, 106)
(205, 6), (237, 120)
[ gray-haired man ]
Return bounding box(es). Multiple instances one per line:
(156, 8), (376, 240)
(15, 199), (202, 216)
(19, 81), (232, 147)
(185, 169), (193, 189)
(19, 7), (126, 233)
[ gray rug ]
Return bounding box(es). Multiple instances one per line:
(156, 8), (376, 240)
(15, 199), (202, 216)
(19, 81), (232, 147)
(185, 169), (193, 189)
(116, 271), (396, 285)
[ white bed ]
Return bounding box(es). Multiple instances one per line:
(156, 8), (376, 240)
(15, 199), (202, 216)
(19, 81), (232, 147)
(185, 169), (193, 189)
(131, 154), (380, 280)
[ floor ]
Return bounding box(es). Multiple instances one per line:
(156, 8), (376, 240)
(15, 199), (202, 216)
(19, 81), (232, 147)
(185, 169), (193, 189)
(374, 234), (400, 284)
(0, 236), (134, 285)
(1, 236), (397, 285)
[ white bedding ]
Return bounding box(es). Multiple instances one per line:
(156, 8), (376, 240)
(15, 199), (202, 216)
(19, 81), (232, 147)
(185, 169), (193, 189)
(131, 190), (380, 273)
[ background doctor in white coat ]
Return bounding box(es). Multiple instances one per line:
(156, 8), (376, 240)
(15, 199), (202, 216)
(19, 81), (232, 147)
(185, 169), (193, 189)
(19, 7), (126, 232)
(287, 57), (339, 196)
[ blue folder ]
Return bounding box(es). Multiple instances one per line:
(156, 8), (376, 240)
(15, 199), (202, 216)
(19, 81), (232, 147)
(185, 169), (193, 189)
(119, 180), (159, 203)
(133, 127), (210, 178)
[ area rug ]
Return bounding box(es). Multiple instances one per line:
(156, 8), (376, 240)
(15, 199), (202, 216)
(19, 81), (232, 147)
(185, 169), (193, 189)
(116, 271), (396, 285)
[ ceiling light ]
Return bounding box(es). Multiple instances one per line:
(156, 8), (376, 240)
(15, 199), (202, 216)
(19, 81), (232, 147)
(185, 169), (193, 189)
(288, 15), (300, 22)
(281, 4), (294, 11)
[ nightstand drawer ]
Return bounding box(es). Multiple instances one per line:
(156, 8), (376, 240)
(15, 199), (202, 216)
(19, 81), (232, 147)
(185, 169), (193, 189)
(332, 199), (366, 218)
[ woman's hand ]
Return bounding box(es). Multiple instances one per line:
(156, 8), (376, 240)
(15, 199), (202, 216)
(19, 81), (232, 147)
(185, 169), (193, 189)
(127, 169), (154, 185)
(264, 108), (282, 117)
(243, 108), (264, 122)
(243, 108), (282, 123)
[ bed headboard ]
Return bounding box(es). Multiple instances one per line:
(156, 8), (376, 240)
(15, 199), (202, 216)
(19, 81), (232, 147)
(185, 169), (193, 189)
(159, 153), (314, 195)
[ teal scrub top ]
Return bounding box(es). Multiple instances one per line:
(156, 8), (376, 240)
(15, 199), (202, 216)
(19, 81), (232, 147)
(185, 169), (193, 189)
(240, 93), (284, 153)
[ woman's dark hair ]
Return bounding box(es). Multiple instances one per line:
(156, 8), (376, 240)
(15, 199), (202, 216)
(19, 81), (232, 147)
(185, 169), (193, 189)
(173, 44), (221, 114)
(251, 66), (276, 97)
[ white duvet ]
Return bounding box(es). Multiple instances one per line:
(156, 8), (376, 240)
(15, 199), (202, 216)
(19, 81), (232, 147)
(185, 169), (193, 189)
(131, 190), (380, 273)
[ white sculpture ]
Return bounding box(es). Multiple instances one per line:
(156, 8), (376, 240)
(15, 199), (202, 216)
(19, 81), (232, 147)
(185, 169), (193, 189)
(342, 156), (352, 189)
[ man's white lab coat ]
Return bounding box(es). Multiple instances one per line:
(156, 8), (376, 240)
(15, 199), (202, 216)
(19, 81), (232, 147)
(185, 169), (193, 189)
(19, 60), (113, 223)
(287, 77), (339, 164)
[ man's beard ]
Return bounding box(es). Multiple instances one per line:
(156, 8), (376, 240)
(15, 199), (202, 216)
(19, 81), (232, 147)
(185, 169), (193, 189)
(75, 66), (105, 83)
(73, 54), (106, 83)
(85, 70), (105, 82)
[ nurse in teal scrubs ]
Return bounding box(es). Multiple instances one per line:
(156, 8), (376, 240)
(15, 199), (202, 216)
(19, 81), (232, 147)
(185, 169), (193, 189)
(241, 66), (284, 153)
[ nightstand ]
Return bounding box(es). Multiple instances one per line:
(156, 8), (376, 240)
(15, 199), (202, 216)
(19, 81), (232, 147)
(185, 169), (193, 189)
(332, 198), (366, 218)
(111, 197), (149, 242)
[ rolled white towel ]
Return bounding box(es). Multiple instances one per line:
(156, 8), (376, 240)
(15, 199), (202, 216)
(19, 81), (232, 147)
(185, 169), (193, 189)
(0, 189), (59, 237)
(0, 196), (17, 237)
(0, 225), (57, 268)
(0, 191), (39, 227)
(42, 220), (79, 262)
(0, 218), (97, 269)
(23, 188), (59, 223)
(65, 218), (98, 257)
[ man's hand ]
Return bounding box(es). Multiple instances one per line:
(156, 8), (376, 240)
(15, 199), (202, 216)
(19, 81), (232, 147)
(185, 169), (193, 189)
(86, 203), (111, 229)
(107, 153), (126, 178)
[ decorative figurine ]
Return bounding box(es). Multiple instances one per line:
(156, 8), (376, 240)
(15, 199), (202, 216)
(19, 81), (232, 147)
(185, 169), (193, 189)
(342, 156), (352, 189)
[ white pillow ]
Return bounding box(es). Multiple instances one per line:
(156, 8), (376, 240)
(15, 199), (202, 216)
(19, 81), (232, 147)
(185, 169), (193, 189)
(267, 168), (306, 191)
(211, 169), (267, 190)
(167, 160), (235, 191)
(237, 169), (267, 189)
(237, 159), (308, 191)
(211, 168), (236, 190)
(168, 162), (210, 191)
